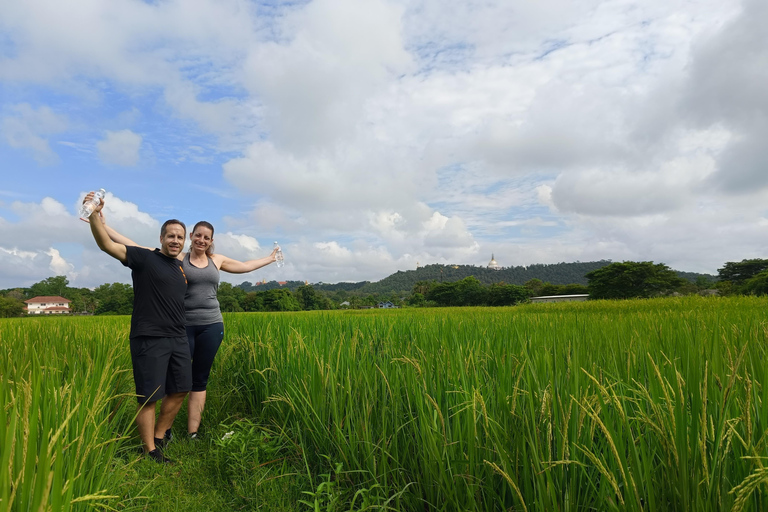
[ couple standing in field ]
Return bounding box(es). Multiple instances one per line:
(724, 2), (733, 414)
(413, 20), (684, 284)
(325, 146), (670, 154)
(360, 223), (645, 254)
(84, 191), (279, 463)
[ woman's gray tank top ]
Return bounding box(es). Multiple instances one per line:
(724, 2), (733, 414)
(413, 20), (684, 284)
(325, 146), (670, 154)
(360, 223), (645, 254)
(182, 252), (224, 326)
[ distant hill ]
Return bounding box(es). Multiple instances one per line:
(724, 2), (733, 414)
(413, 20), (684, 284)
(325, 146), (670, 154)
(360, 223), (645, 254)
(236, 261), (716, 296)
(353, 261), (615, 294)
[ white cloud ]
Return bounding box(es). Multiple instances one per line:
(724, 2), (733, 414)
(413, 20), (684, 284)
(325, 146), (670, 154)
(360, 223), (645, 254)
(0, 0), (258, 137)
(0, 195), (153, 288)
(243, 0), (412, 150)
(1, 0), (766, 286)
(1, 104), (67, 164)
(46, 248), (75, 277)
(211, 232), (264, 263)
(96, 129), (142, 166)
(677, 0), (768, 193)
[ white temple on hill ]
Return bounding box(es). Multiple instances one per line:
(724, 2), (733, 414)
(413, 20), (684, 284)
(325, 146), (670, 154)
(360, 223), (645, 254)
(487, 254), (501, 270)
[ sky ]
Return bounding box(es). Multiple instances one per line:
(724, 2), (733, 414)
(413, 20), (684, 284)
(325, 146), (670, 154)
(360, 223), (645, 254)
(1, 0), (767, 289)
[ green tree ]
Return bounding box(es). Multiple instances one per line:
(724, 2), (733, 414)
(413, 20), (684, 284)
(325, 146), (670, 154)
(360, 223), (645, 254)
(742, 270), (768, 296)
(426, 277), (486, 306)
(295, 285), (331, 310)
(242, 292), (265, 312)
(562, 283), (589, 295)
(585, 261), (685, 300)
(217, 282), (245, 312)
(93, 283), (134, 315)
(0, 296), (25, 317)
(29, 275), (70, 298)
(412, 280), (434, 296)
(486, 283), (529, 306)
(69, 288), (97, 314)
(5, 289), (25, 301)
(262, 289), (301, 312)
(406, 292), (426, 307)
(539, 283), (563, 296)
(524, 278), (545, 296)
(717, 259), (768, 285)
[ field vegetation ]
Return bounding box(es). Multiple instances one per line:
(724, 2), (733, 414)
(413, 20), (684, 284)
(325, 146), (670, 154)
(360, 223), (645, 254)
(2, 295), (768, 510)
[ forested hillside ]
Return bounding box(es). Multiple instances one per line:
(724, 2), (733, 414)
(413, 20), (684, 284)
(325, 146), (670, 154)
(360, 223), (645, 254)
(359, 261), (614, 294)
(235, 260), (716, 296)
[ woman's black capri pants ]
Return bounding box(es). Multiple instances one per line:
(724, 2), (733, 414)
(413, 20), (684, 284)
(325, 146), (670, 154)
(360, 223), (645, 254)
(185, 322), (224, 392)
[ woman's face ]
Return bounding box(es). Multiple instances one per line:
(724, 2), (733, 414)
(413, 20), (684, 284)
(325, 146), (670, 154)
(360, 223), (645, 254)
(191, 226), (213, 253)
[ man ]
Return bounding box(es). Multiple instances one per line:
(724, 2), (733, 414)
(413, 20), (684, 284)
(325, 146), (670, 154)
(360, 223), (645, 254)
(86, 192), (191, 463)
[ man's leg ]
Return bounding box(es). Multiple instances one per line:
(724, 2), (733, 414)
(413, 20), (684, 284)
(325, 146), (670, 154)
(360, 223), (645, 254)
(155, 392), (188, 438)
(137, 401), (157, 453)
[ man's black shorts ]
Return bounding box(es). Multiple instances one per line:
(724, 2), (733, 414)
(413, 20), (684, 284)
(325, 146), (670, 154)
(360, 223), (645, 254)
(130, 335), (192, 405)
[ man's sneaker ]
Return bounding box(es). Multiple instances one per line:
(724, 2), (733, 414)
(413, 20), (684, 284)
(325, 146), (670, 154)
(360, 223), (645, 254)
(188, 432), (200, 441)
(147, 448), (172, 464)
(154, 429), (173, 450)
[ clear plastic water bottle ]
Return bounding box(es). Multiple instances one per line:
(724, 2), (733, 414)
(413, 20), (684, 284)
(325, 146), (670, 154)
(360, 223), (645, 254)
(274, 241), (284, 268)
(79, 189), (106, 220)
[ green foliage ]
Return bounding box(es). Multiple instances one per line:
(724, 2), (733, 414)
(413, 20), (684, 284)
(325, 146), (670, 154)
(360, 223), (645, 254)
(486, 282), (531, 306)
(295, 285), (332, 311)
(215, 297), (768, 511)
(717, 258), (768, 284)
(93, 282), (133, 315)
(0, 295), (24, 317)
(217, 282), (245, 312)
(523, 278), (545, 296)
(406, 292), (426, 307)
(425, 277), (529, 307)
(0, 317), (142, 510)
(742, 270), (768, 296)
(261, 288), (302, 311)
(211, 419), (301, 502)
(241, 291), (264, 312)
(539, 282), (589, 296)
(358, 261), (615, 295)
(238, 280), (312, 292)
(5, 298), (768, 510)
(29, 275), (70, 298)
(586, 261), (686, 299)
(6, 276), (102, 315)
(67, 287), (98, 314)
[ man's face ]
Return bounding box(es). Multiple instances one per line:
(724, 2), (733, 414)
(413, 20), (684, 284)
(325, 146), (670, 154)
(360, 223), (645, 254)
(160, 224), (185, 257)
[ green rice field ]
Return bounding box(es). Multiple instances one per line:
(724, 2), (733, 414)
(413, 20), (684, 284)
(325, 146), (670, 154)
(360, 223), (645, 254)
(2, 295), (768, 511)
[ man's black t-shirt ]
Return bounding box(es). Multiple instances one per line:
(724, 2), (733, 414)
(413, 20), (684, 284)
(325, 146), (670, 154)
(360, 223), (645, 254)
(123, 246), (187, 339)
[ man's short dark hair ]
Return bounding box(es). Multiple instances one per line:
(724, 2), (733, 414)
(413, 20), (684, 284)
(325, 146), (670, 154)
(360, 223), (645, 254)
(161, 219), (186, 237)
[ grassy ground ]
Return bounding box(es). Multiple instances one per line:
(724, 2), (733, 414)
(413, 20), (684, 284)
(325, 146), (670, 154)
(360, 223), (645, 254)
(113, 402), (308, 511)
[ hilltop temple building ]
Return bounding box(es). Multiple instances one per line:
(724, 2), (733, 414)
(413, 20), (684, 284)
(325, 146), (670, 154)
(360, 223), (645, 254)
(487, 254), (501, 270)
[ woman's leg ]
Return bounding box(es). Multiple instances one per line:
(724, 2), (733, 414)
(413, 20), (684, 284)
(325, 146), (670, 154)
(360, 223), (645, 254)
(187, 390), (206, 434)
(188, 322), (224, 434)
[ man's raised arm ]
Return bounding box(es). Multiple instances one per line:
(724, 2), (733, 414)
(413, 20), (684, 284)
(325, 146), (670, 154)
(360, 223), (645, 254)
(85, 192), (128, 263)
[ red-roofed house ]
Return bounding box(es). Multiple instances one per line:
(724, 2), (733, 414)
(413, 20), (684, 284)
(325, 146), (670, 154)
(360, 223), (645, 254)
(24, 296), (72, 315)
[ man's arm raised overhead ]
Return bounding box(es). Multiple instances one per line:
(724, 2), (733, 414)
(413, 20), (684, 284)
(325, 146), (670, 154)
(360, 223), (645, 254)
(85, 192), (127, 263)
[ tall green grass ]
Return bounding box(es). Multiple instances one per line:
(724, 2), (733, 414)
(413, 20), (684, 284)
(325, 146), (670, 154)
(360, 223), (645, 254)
(3, 296), (768, 510)
(214, 296), (768, 510)
(0, 317), (139, 511)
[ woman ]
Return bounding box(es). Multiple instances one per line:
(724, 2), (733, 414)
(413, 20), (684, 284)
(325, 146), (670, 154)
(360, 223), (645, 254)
(104, 218), (278, 439)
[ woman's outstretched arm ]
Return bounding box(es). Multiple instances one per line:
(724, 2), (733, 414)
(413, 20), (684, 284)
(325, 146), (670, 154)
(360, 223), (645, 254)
(214, 247), (279, 274)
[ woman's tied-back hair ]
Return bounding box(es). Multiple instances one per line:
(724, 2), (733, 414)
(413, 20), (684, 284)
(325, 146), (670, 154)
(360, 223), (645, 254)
(192, 221), (215, 256)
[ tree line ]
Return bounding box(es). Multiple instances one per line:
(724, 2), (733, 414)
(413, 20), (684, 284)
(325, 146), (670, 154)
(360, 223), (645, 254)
(1, 258), (765, 318)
